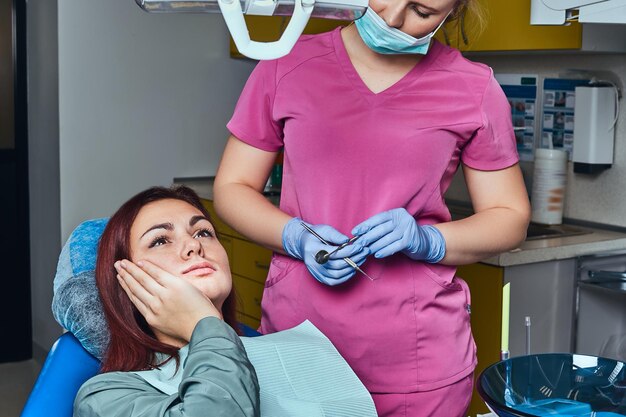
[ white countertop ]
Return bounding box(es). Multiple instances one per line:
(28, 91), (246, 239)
(483, 227), (626, 267)
(175, 177), (626, 268)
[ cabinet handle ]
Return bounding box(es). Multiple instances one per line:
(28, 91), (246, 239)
(580, 270), (626, 293)
(588, 270), (626, 281)
(254, 261), (270, 270)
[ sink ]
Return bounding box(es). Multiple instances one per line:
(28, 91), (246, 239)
(448, 203), (592, 241)
(526, 223), (590, 241)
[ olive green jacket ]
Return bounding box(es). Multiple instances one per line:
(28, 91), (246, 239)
(74, 317), (260, 417)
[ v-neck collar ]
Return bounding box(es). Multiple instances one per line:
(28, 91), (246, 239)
(332, 27), (442, 104)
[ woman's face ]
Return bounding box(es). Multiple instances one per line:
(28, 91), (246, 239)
(129, 199), (232, 310)
(367, 0), (458, 37)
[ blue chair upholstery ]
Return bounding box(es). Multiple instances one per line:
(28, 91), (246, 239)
(239, 323), (263, 338)
(21, 324), (260, 417)
(21, 333), (100, 417)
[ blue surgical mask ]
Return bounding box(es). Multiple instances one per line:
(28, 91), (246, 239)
(355, 7), (449, 55)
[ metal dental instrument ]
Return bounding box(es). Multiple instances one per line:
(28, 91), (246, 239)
(300, 222), (373, 281)
(525, 316), (532, 356)
(315, 235), (360, 264)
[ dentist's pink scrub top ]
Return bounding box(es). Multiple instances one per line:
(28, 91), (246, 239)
(227, 28), (518, 394)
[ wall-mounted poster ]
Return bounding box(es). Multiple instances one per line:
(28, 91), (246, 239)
(541, 78), (590, 159)
(495, 74), (538, 162)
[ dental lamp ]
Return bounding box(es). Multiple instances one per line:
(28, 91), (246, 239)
(135, 0), (367, 60)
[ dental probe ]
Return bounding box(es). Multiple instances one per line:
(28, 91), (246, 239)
(315, 235), (360, 264)
(299, 222), (373, 281)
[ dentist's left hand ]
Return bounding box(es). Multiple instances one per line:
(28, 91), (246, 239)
(352, 208), (446, 263)
(115, 259), (221, 343)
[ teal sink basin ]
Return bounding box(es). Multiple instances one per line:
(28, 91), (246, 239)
(526, 223), (590, 241)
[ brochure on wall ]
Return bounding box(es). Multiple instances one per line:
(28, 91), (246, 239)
(495, 74), (538, 162)
(541, 78), (590, 159)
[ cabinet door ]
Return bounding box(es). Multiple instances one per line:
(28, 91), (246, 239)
(457, 263), (504, 417)
(218, 234), (234, 266)
(233, 16), (460, 56)
(202, 199), (241, 238)
(233, 273), (265, 320)
(460, 0), (582, 51)
(435, 19), (462, 48)
(232, 1), (583, 56)
(231, 237), (273, 284)
(230, 17), (349, 58)
(237, 311), (261, 330)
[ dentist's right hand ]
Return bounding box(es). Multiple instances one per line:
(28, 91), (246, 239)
(282, 217), (369, 286)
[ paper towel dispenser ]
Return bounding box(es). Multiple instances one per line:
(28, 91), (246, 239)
(531, 0), (626, 25)
(573, 84), (619, 174)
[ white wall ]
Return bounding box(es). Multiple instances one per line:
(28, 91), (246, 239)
(446, 51), (626, 228)
(28, 0), (257, 354)
(58, 0), (256, 240)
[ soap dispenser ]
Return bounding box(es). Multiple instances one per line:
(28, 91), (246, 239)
(573, 84), (619, 174)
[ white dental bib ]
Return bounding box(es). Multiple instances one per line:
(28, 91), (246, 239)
(134, 320), (377, 416)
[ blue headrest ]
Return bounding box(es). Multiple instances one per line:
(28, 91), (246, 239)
(52, 218), (109, 359)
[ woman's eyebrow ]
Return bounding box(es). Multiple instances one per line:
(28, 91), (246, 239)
(140, 222), (173, 238)
(412, 1), (440, 12)
(189, 215), (210, 227)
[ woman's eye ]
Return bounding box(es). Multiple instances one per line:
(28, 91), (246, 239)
(411, 5), (431, 18)
(195, 228), (214, 239)
(149, 236), (169, 248)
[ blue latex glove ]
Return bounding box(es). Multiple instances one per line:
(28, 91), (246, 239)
(282, 217), (370, 286)
(352, 208), (446, 263)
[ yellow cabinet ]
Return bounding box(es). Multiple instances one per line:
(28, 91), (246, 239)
(230, 16), (349, 58)
(230, 15), (456, 56)
(202, 199), (240, 238)
(232, 274), (264, 321)
(230, 0), (583, 56)
(231, 238), (272, 284)
(218, 234), (234, 265)
(457, 263), (504, 417)
(237, 311), (262, 330)
(202, 199), (271, 329)
(458, 0), (582, 51)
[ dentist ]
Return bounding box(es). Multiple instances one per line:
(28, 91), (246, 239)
(214, 0), (530, 415)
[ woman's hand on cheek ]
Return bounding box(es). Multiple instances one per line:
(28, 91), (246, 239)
(114, 259), (222, 343)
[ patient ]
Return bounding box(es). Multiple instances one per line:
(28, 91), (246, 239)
(73, 186), (260, 416)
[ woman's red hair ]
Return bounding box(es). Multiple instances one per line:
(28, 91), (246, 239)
(96, 185), (238, 373)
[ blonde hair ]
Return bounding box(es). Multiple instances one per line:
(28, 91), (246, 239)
(444, 0), (488, 46)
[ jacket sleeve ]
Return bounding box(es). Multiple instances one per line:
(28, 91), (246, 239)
(73, 317), (260, 417)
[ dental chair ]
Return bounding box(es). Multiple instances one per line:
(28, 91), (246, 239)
(21, 218), (260, 417)
(22, 326), (260, 417)
(21, 324), (260, 417)
(21, 333), (100, 417)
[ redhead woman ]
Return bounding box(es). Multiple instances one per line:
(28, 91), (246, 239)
(213, 0), (531, 415)
(74, 186), (259, 416)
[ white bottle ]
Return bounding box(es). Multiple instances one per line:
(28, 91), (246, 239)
(531, 148), (568, 225)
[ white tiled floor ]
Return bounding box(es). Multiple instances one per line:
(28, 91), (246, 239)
(0, 360), (41, 417)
